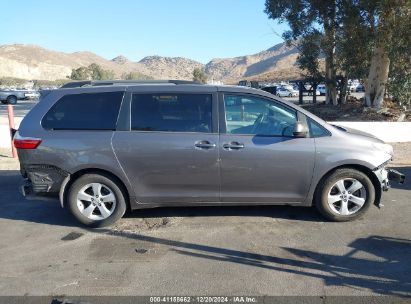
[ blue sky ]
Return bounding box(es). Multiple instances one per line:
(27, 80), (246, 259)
(2, 0), (289, 63)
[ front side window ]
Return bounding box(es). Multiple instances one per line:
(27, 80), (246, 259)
(224, 94), (297, 136)
(42, 91), (124, 130)
(131, 94), (212, 133)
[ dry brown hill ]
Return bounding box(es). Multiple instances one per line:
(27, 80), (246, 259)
(0, 42), (303, 82)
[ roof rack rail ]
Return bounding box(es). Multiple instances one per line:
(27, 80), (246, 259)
(61, 80), (201, 88)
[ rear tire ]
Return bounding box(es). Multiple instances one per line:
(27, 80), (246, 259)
(6, 95), (17, 105)
(67, 173), (127, 228)
(315, 168), (375, 222)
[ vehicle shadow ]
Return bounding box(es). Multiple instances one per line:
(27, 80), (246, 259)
(0, 170), (79, 227)
(124, 204), (323, 222)
(99, 229), (411, 297)
(1, 167), (410, 227)
(0, 171), (324, 228)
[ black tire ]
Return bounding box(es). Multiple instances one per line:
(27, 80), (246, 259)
(67, 173), (127, 228)
(6, 95), (17, 105)
(288, 93), (292, 97)
(315, 168), (375, 222)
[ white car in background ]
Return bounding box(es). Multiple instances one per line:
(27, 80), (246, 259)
(317, 84), (326, 96)
(277, 87), (298, 97)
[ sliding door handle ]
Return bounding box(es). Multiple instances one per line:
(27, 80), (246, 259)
(194, 140), (216, 149)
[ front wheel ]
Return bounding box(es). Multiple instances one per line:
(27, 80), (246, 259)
(67, 173), (127, 227)
(315, 168), (375, 222)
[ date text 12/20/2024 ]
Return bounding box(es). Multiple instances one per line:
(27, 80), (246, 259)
(150, 297), (257, 303)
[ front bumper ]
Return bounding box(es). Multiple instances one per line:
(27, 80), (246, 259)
(388, 169), (405, 184)
(371, 167), (405, 208)
(374, 168), (405, 192)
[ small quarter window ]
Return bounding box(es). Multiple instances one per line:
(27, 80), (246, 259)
(308, 118), (330, 137)
(42, 92), (124, 130)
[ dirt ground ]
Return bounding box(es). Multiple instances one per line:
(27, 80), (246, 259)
(302, 98), (411, 122)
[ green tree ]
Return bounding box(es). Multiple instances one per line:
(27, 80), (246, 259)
(193, 68), (208, 84)
(70, 66), (90, 80)
(386, 2), (411, 107)
(88, 63), (114, 80)
(121, 71), (153, 80)
(265, 0), (339, 105)
(70, 64), (114, 80)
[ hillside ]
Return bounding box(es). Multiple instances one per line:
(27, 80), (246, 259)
(0, 42), (303, 82)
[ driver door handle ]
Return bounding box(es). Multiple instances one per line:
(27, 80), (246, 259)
(223, 142), (245, 150)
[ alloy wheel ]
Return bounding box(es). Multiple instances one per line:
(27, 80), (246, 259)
(76, 183), (117, 220)
(327, 178), (367, 216)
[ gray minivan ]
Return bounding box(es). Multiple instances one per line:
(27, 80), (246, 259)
(15, 80), (404, 227)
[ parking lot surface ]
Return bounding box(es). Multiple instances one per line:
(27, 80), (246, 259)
(0, 165), (410, 297)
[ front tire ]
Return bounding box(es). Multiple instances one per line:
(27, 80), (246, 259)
(315, 168), (375, 222)
(67, 173), (127, 227)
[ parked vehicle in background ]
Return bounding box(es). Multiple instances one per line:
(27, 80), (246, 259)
(356, 84), (365, 92)
(238, 80), (259, 89)
(0, 88), (39, 104)
(277, 87), (298, 97)
(260, 86), (277, 95)
(15, 80), (404, 227)
(317, 84), (326, 96)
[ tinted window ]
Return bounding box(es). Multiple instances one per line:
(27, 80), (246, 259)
(224, 94), (297, 136)
(308, 118), (330, 137)
(131, 94), (212, 133)
(42, 92), (124, 130)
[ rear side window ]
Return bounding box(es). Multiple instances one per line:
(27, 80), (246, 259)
(42, 92), (124, 130)
(131, 94), (212, 133)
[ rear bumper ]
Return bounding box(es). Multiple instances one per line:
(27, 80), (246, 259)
(20, 164), (68, 193)
(20, 179), (58, 202)
(19, 164), (68, 203)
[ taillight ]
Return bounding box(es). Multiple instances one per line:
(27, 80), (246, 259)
(13, 132), (42, 149)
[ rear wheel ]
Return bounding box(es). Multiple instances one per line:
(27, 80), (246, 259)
(67, 173), (127, 227)
(6, 95), (17, 104)
(315, 168), (375, 221)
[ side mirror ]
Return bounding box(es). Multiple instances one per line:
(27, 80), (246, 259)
(293, 121), (308, 138)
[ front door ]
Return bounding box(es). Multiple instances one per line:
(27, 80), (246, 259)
(112, 91), (220, 204)
(219, 93), (315, 203)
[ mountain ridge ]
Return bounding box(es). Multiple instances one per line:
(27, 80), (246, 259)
(0, 42), (302, 82)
